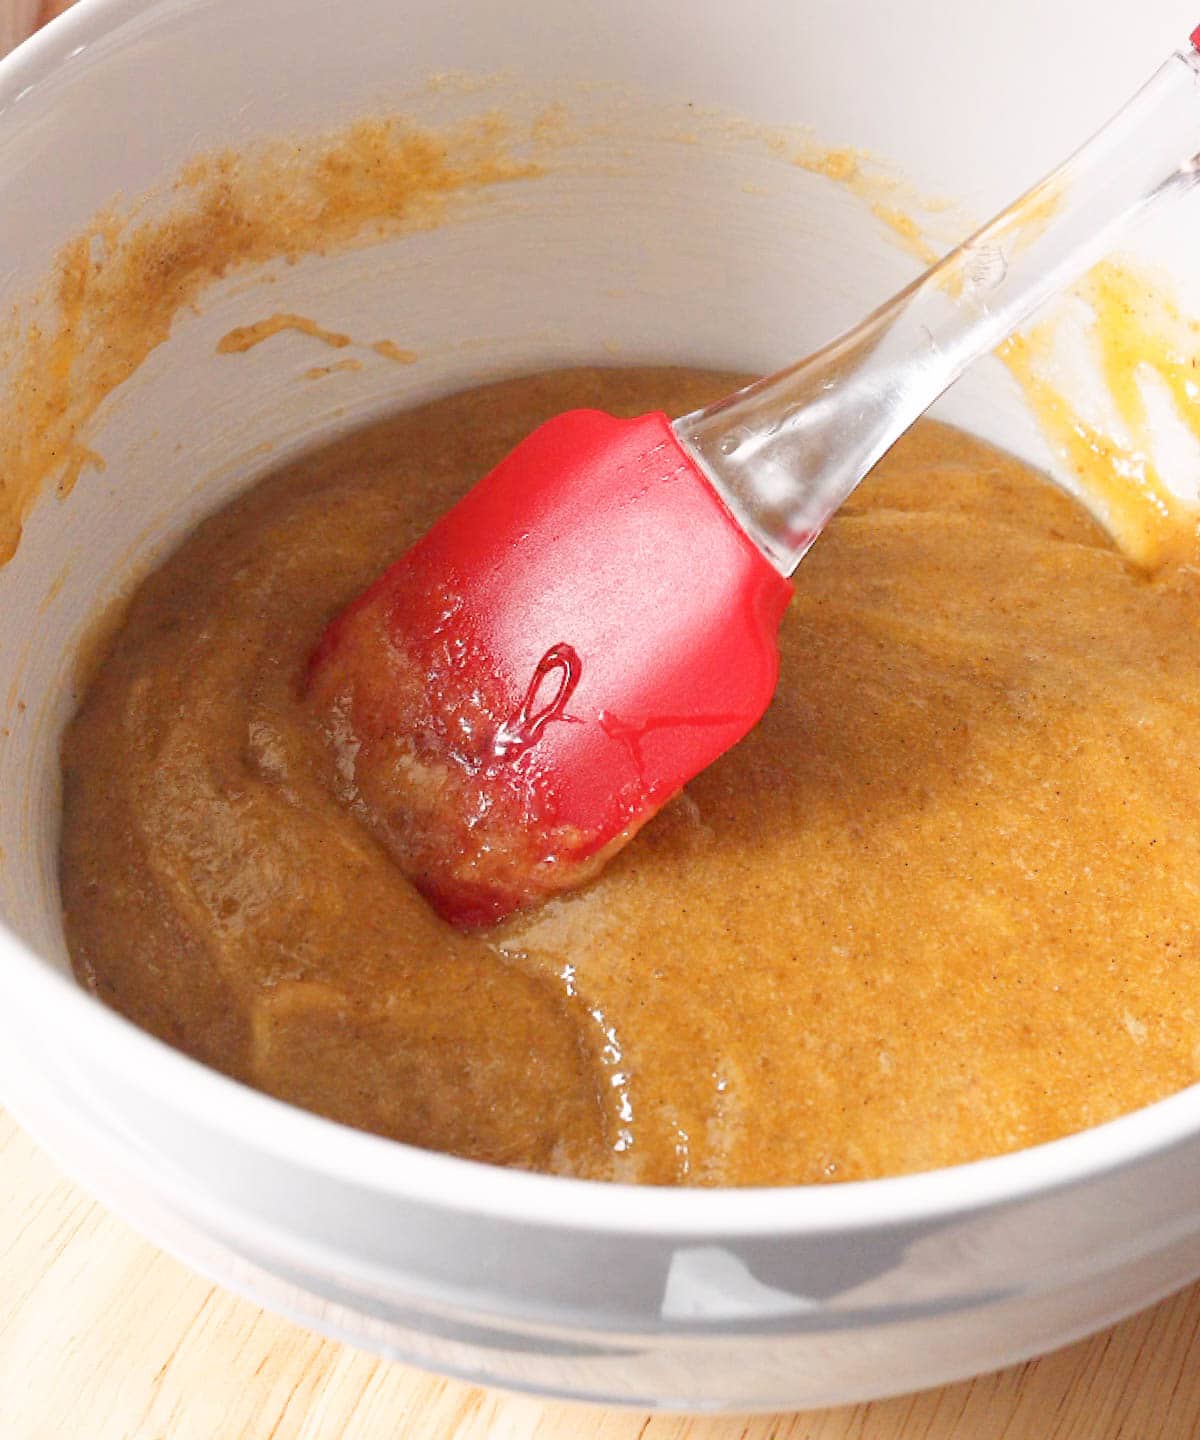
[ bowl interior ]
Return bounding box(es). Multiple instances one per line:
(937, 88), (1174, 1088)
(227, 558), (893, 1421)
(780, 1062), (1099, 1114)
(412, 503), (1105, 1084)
(3, 0), (1200, 1193)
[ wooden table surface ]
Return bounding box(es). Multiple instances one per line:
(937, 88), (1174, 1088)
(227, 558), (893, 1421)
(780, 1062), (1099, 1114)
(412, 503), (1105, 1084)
(6, 1109), (1200, 1439)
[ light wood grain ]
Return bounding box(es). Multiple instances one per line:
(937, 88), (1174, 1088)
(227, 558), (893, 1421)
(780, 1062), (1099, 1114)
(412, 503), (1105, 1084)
(5, 1109), (1200, 1440)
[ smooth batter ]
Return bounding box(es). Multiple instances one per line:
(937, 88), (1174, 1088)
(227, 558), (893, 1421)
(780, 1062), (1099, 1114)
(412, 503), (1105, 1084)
(60, 367), (1200, 1185)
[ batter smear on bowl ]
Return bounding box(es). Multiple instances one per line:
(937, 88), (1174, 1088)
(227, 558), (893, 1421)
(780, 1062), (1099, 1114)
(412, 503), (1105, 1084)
(60, 366), (1200, 1185)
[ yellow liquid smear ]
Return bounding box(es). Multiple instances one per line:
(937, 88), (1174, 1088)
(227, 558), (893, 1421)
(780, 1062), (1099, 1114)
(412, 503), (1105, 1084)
(794, 145), (955, 267)
(795, 145), (863, 184)
(791, 154), (1200, 572)
(869, 204), (940, 267)
(1001, 261), (1200, 570)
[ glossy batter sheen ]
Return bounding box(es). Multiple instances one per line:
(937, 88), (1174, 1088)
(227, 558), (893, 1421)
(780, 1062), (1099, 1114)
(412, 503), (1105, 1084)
(60, 367), (1200, 1185)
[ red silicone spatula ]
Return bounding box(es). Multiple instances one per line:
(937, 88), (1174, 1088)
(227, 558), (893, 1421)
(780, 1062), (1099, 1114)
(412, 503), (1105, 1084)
(309, 29), (1200, 928)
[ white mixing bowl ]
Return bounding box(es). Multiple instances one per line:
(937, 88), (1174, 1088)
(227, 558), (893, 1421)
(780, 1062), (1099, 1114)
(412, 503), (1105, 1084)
(3, 0), (1200, 1411)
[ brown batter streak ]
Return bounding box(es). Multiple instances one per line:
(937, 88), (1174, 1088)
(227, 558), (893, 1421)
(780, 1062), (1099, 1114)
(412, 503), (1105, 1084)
(372, 340), (419, 364)
(0, 112), (538, 566)
(217, 314), (353, 354)
(304, 360), (365, 381)
(215, 315), (419, 370)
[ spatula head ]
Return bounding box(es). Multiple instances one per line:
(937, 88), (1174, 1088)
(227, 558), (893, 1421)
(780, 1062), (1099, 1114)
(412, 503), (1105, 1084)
(306, 409), (793, 927)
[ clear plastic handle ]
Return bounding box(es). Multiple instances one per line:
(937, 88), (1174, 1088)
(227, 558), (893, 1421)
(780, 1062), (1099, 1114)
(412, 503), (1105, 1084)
(675, 44), (1200, 575)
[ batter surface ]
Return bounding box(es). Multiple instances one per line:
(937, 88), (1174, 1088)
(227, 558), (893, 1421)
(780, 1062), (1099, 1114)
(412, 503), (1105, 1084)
(60, 367), (1200, 1185)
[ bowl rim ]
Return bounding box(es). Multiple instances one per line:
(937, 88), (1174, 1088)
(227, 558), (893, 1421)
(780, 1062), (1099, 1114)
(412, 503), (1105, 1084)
(8, 915), (1200, 1237)
(7, 0), (1200, 1241)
